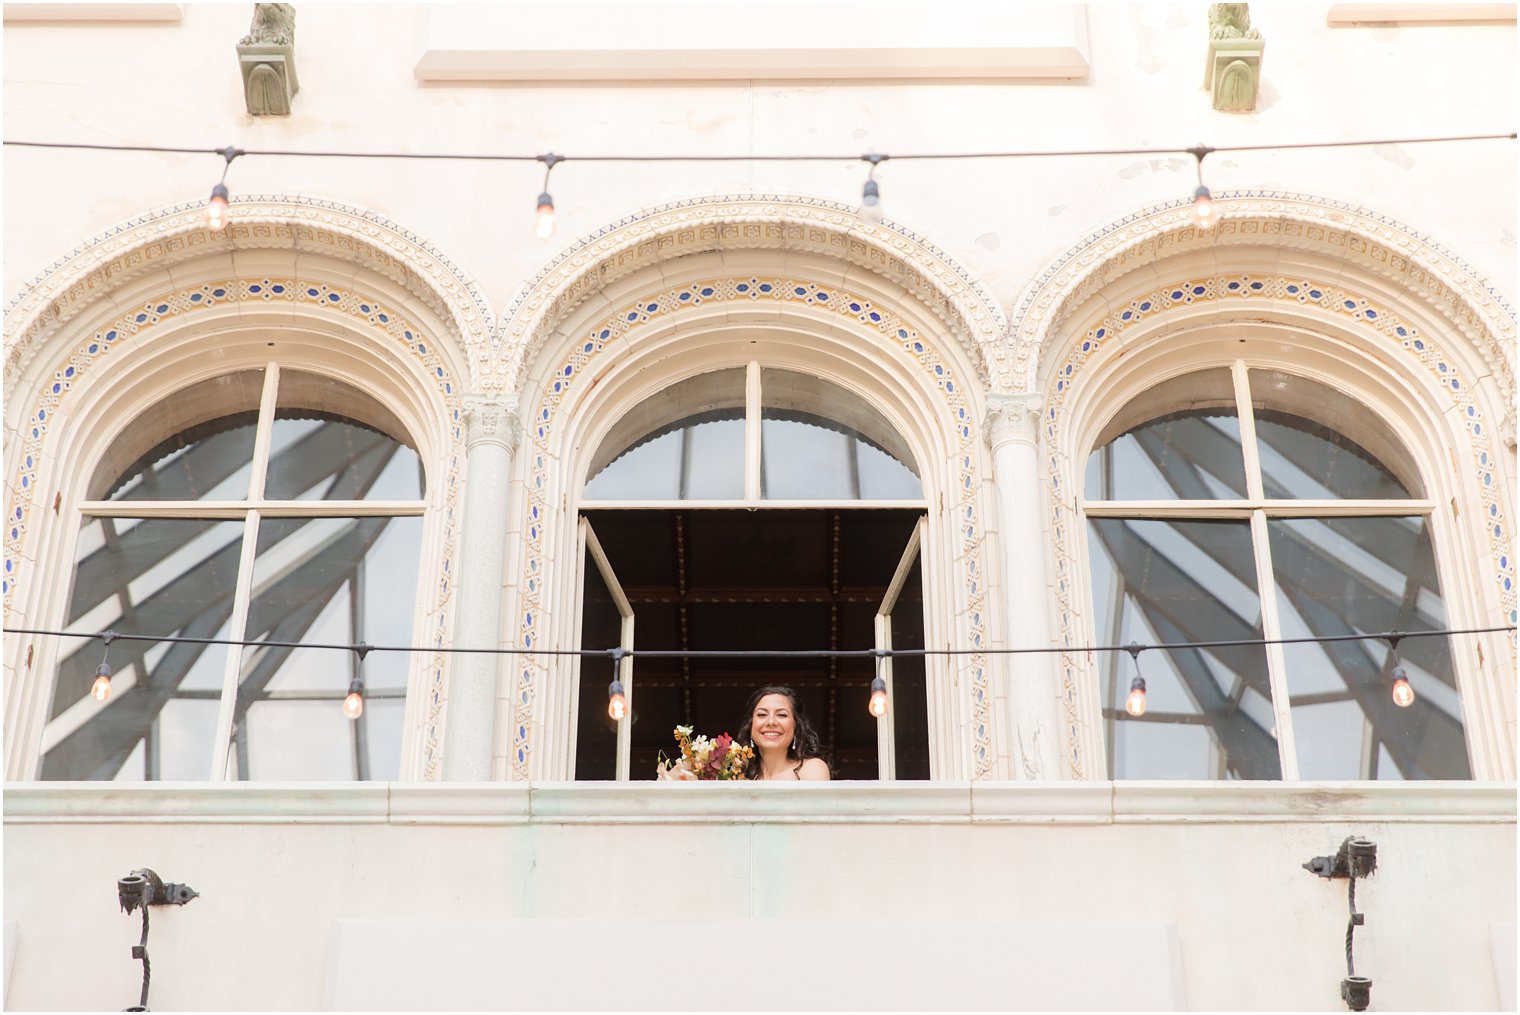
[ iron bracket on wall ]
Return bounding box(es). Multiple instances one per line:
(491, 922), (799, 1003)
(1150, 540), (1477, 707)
(1303, 837), (1377, 1012)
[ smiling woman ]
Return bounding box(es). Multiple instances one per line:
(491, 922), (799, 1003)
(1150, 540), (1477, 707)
(736, 685), (830, 780)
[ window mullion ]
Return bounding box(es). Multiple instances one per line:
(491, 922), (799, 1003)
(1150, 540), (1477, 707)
(745, 360), (761, 501)
(207, 510), (263, 780)
(1232, 360), (1266, 505)
(1249, 507), (1300, 780)
(247, 363), (282, 501)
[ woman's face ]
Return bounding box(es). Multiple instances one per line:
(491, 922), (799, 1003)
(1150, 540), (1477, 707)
(751, 693), (797, 752)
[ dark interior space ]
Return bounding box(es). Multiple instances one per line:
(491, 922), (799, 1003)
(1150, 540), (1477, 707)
(576, 508), (928, 780)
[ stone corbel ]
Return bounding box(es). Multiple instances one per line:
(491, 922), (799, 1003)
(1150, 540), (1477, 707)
(238, 4), (299, 116)
(1204, 4), (1265, 113)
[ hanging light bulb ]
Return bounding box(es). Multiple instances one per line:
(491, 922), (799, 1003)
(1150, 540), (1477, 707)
(534, 153), (563, 240)
(92, 661), (113, 703)
(1186, 144), (1217, 232)
(1122, 642), (1148, 716)
(607, 677), (627, 721)
(1191, 185), (1216, 231)
(91, 631), (118, 703)
(1390, 664), (1416, 708)
(535, 192), (556, 239)
(869, 675), (889, 718)
(205, 146), (241, 232)
(1385, 635), (1416, 708)
(207, 183), (230, 232)
(858, 153), (887, 223)
(343, 642), (371, 720)
(343, 677), (365, 720)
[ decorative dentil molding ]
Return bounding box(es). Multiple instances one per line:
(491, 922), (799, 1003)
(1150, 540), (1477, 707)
(4, 196), (494, 394)
(493, 194), (1008, 394)
(462, 393), (523, 452)
(984, 391), (1044, 451)
(1008, 192), (1516, 399)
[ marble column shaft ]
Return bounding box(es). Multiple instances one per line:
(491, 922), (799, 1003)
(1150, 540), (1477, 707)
(441, 394), (520, 780)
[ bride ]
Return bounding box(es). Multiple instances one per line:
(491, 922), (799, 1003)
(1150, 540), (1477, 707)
(737, 686), (831, 780)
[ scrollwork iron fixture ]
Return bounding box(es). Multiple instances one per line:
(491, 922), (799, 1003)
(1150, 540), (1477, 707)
(1303, 837), (1378, 1011)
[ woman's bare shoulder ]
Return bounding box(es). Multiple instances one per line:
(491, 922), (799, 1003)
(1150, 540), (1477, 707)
(797, 757), (831, 781)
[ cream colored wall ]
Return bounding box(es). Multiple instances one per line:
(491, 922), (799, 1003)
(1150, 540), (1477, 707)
(3, 783), (1514, 1011)
(4, 4), (1515, 312)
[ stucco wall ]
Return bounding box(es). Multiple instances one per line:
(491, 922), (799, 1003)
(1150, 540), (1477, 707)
(4, 4), (1515, 308)
(4, 782), (1514, 1011)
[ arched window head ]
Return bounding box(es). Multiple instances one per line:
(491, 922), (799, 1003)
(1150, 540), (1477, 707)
(583, 365), (922, 503)
(1084, 365), (1467, 782)
(43, 366), (426, 781)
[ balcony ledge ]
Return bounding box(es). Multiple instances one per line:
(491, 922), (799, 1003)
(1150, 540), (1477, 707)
(4, 780), (1513, 825)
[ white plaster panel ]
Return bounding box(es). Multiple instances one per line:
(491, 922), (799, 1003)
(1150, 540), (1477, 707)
(414, 3), (1091, 81)
(326, 917), (1179, 1011)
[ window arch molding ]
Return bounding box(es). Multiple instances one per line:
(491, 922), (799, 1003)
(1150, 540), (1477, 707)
(4, 266), (468, 781)
(506, 255), (1001, 781)
(1048, 295), (1514, 780)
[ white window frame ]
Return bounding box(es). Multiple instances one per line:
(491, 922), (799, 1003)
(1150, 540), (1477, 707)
(44, 362), (427, 781)
(1082, 358), (1451, 780)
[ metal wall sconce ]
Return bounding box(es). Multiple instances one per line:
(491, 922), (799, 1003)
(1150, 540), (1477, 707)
(117, 868), (198, 1012)
(1303, 837), (1377, 1011)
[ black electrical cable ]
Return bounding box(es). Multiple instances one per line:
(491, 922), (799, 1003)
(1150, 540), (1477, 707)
(3, 132), (1514, 165)
(5, 624), (1512, 662)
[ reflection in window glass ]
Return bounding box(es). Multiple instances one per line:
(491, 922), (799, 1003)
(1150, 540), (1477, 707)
(42, 518), (244, 780)
(584, 367), (922, 502)
(265, 417), (423, 501)
(1269, 517), (1468, 779)
(585, 416), (745, 500)
(91, 371), (266, 502)
(234, 516), (421, 780)
(1086, 370), (1246, 501)
(54, 364), (426, 782)
(1248, 370), (1420, 499)
(760, 370), (920, 501)
(1088, 518), (1280, 779)
(585, 369), (746, 500)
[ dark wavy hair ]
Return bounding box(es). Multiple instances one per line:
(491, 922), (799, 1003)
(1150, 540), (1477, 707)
(736, 685), (828, 779)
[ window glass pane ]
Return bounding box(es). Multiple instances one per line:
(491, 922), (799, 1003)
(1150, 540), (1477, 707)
(91, 370), (266, 501)
(42, 517), (244, 780)
(575, 546), (624, 780)
(266, 371), (423, 500)
(1248, 371), (1419, 499)
(760, 370), (921, 501)
(1087, 518), (1281, 779)
(584, 370), (745, 500)
(1085, 369), (1247, 500)
(1269, 517), (1468, 779)
(233, 514), (420, 780)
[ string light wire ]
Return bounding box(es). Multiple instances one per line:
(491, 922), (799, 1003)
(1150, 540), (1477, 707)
(9, 623), (1511, 663)
(5, 132), (1513, 163)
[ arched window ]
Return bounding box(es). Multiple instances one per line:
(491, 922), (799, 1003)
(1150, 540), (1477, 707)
(1084, 364), (1469, 781)
(575, 362), (929, 780)
(41, 365), (425, 781)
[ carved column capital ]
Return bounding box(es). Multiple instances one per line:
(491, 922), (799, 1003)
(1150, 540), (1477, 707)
(462, 393), (522, 453)
(984, 391), (1044, 451)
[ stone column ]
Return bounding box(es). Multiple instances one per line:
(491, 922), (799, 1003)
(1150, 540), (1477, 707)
(984, 392), (1064, 779)
(442, 394), (520, 780)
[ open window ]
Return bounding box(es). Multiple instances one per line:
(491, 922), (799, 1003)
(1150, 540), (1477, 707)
(573, 362), (931, 779)
(41, 366), (426, 781)
(1084, 364), (1469, 780)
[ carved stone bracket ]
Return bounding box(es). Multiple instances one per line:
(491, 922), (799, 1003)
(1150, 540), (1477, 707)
(1205, 4), (1264, 112)
(238, 5), (299, 115)
(462, 393), (522, 452)
(984, 391), (1044, 451)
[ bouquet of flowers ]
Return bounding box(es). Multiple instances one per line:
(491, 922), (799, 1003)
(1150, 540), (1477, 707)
(655, 725), (754, 780)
